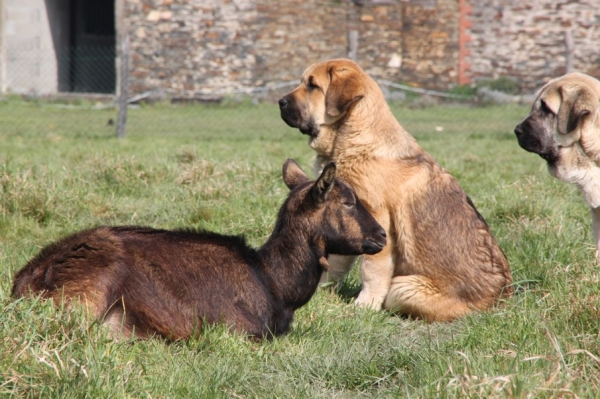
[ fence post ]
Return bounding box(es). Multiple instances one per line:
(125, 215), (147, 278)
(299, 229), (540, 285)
(116, 32), (129, 138)
(565, 30), (574, 74)
(348, 30), (358, 61)
(0, 0), (6, 94)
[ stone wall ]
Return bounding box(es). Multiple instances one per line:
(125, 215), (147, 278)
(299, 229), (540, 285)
(249, 0), (348, 85)
(124, 0), (259, 95)
(466, 0), (600, 92)
(123, 0), (460, 97)
(399, 0), (459, 89)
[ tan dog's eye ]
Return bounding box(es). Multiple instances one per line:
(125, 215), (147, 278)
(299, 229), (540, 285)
(307, 78), (319, 91)
(539, 100), (553, 115)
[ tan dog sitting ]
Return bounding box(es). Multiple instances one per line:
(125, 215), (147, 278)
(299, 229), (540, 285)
(515, 72), (600, 258)
(279, 58), (513, 322)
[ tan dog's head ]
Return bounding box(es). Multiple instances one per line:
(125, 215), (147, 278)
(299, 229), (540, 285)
(278, 58), (370, 140)
(514, 72), (600, 166)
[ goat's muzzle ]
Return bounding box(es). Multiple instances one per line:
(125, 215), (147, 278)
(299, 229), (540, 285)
(363, 228), (387, 255)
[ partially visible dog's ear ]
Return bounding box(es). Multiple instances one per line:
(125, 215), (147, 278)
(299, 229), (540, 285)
(325, 66), (365, 118)
(557, 85), (592, 135)
(282, 159), (309, 190)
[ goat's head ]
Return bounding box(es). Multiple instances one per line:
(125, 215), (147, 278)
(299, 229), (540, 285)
(281, 159), (387, 257)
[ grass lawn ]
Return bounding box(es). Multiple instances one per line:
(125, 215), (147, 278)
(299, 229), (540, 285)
(1, 99), (599, 397)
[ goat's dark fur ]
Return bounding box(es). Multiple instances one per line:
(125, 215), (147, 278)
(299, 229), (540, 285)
(12, 159), (386, 340)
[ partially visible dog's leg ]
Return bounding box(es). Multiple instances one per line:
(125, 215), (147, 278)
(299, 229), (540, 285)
(355, 243), (394, 310)
(103, 298), (140, 340)
(319, 255), (357, 284)
(384, 275), (474, 322)
(313, 155), (330, 177)
(104, 302), (133, 341)
(592, 207), (600, 260)
(354, 209), (393, 309)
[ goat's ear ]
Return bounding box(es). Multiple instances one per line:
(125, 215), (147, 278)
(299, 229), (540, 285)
(325, 66), (364, 118)
(557, 85), (591, 135)
(282, 159), (309, 190)
(311, 162), (336, 204)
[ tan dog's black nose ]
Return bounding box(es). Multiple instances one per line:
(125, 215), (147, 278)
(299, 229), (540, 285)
(514, 124), (523, 137)
(278, 97), (289, 109)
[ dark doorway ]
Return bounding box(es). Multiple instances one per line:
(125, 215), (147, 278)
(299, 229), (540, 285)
(68, 0), (116, 93)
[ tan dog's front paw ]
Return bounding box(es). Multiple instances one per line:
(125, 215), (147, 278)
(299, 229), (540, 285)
(354, 291), (385, 310)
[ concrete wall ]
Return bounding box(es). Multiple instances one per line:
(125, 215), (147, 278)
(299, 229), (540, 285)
(0, 0), (4, 92)
(2, 0), (60, 95)
(466, 0), (600, 92)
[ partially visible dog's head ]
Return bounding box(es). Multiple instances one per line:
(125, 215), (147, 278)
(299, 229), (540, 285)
(514, 72), (600, 166)
(279, 58), (377, 153)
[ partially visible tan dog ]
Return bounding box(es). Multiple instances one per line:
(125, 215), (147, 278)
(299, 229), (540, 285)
(515, 72), (600, 258)
(279, 58), (513, 322)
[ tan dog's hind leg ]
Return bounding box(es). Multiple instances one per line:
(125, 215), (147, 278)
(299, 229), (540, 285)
(319, 255), (357, 284)
(355, 244), (394, 310)
(384, 275), (474, 322)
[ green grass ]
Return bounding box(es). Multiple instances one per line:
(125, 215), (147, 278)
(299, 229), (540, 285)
(1, 98), (599, 397)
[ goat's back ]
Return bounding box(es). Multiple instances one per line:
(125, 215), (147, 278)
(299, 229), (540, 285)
(12, 226), (276, 339)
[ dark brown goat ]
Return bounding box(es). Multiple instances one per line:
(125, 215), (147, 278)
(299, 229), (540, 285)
(12, 159), (386, 340)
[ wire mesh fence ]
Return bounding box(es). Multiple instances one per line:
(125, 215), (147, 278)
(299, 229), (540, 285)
(0, 45), (534, 142)
(4, 47), (115, 97)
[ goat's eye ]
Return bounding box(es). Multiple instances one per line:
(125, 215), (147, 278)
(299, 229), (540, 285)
(342, 197), (356, 209)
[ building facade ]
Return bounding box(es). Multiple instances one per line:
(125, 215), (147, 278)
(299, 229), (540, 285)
(0, 0), (598, 97)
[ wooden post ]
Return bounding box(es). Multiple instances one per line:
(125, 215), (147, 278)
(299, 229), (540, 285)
(116, 32), (129, 139)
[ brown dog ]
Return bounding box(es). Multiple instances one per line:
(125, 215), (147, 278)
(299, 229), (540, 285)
(279, 58), (513, 322)
(515, 72), (600, 258)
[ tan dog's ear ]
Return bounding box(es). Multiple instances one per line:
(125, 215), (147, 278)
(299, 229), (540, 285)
(557, 85), (592, 134)
(325, 66), (365, 117)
